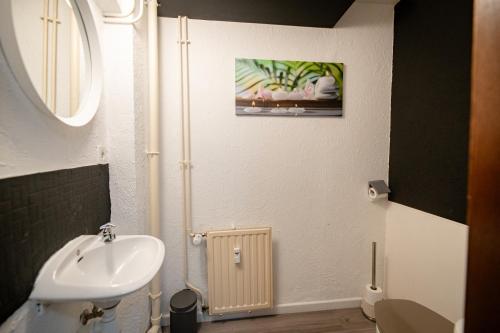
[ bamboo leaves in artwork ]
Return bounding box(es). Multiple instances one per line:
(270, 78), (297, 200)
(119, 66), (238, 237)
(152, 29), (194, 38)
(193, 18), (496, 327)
(235, 58), (343, 100)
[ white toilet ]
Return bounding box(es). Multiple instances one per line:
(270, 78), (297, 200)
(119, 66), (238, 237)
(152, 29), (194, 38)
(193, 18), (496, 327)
(375, 299), (455, 333)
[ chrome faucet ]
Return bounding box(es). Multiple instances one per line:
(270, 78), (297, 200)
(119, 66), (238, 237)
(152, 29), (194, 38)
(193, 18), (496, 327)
(99, 223), (117, 242)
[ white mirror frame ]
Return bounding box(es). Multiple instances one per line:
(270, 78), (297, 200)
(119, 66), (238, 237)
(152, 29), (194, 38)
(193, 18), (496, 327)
(0, 0), (102, 127)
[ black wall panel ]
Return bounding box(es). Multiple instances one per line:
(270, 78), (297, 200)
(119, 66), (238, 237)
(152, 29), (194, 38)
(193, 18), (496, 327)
(389, 0), (472, 223)
(158, 0), (355, 28)
(0, 165), (111, 323)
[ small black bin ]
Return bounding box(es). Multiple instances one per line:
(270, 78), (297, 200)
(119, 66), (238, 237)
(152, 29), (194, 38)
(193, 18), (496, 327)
(170, 289), (198, 333)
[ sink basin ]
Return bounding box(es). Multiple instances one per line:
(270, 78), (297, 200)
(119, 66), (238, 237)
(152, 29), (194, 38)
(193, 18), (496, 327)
(30, 234), (165, 302)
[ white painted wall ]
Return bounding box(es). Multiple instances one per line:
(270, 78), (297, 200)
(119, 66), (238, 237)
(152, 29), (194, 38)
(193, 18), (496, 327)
(0, 3), (149, 333)
(159, 1), (395, 319)
(101, 18), (149, 332)
(384, 202), (469, 322)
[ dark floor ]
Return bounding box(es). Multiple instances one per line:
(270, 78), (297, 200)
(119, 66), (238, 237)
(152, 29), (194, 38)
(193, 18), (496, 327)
(164, 308), (376, 333)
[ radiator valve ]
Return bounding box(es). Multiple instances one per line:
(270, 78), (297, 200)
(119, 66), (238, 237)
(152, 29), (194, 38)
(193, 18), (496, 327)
(192, 233), (203, 245)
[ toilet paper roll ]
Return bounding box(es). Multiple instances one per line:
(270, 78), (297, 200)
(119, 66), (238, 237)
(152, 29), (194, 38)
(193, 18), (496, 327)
(363, 284), (383, 305)
(454, 319), (464, 333)
(361, 284), (384, 320)
(369, 187), (388, 201)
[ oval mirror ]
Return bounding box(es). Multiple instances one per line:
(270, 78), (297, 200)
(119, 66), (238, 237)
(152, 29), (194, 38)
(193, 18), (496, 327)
(0, 0), (102, 127)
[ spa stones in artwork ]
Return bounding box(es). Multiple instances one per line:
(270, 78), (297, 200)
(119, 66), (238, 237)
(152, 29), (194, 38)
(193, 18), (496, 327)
(235, 58), (344, 117)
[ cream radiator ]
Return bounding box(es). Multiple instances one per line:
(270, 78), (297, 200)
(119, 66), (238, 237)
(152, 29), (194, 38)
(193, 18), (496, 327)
(206, 227), (273, 315)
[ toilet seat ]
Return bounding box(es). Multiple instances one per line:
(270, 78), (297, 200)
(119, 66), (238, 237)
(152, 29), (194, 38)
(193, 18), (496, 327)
(375, 299), (454, 333)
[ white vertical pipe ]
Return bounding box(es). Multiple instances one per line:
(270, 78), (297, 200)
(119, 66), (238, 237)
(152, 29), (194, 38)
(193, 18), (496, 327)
(178, 15), (206, 307)
(103, 0), (145, 24)
(41, 0), (49, 103)
(147, 1), (162, 332)
(103, 0), (136, 18)
(181, 16), (193, 235)
(177, 14), (189, 289)
(50, 0), (60, 113)
(69, 12), (80, 116)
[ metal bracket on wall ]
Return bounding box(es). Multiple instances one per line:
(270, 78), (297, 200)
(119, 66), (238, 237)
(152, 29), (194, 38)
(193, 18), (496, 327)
(368, 180), (391, 200)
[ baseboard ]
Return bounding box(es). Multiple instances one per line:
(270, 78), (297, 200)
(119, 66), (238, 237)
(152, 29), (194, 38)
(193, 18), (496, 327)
(161, 297), (362, 326)
(273, 297), (362, 315)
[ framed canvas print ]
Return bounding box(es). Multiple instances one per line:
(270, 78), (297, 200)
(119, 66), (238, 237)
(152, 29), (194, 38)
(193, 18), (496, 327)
(235, 58), (343, 117)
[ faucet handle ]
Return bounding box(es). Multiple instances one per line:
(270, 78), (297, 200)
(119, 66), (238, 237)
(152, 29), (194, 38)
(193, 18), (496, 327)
(99, 223), (117, 242)
(99, 223), (117, 231)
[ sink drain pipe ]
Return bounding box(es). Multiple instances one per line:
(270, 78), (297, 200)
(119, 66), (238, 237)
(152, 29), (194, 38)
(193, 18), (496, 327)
(146, 1), (162, 332)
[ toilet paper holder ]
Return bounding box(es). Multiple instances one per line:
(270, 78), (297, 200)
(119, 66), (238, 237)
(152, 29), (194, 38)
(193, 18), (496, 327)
(368, 180), (391, 200)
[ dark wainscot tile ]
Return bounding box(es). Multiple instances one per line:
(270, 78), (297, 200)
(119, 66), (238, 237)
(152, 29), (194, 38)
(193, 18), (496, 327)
(0, 165), (111, 323)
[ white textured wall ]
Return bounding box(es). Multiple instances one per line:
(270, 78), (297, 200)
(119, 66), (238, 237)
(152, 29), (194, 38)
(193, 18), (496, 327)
(0, 3), (149, 333)
(159, 1), (395, 319)
(101, 19), (149, 332)
(384, 202), (469, 322)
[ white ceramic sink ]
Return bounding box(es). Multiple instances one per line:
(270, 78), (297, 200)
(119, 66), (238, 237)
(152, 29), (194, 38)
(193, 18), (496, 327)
(30, 234), (165, 302)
